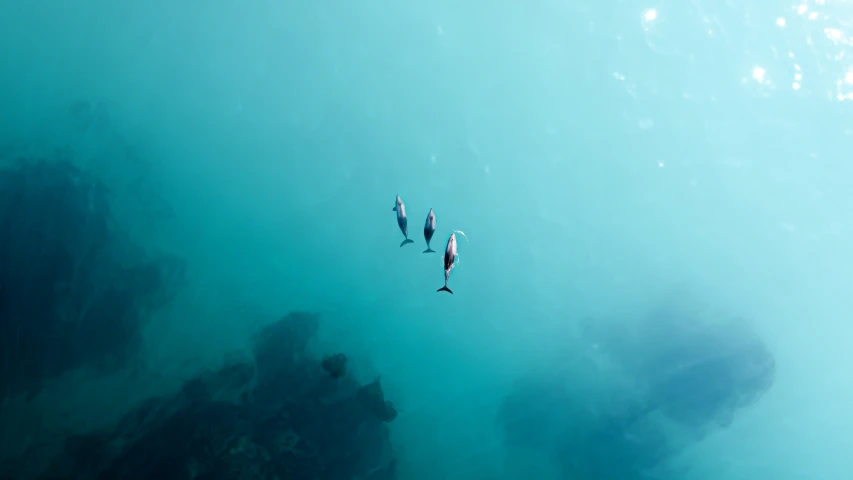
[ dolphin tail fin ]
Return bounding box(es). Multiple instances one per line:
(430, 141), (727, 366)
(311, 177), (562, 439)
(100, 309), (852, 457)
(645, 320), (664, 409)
(437, 286), (453, 294)
(400, 239), (414, 247)
(423, 247), (436, 253)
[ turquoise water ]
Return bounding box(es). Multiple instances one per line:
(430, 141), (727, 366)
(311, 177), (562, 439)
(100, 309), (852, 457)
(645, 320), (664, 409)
(1, 0), (851, 478)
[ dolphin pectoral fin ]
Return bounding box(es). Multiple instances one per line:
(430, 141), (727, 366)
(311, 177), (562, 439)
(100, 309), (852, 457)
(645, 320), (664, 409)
(437, 286), (453, 294)
(400, 239), (414, 247)
(423, 248), (436, 253)
(392, 206), (397, 211)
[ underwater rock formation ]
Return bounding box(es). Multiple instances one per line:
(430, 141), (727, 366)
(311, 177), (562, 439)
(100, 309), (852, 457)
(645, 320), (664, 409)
(0, 154), (185, 401)
(582, 305), (776, 434)
(357, 378), (398, 423)
(67, 98), (176, 235)
(33, 312), (397, 480)
(322, 353), (348, 379)
(499, 305), (776, 479)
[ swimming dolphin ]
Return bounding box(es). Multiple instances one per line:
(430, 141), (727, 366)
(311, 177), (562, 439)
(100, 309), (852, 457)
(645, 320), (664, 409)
(392, 195), (415, 247)
(423, 208), (436, 253)
(437, 232), (458, 294)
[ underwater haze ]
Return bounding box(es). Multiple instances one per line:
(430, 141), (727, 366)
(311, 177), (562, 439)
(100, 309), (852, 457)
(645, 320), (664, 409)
(1, 0), (851, 478)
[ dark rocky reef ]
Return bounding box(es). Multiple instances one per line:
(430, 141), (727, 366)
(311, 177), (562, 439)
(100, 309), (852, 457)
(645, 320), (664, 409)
(34, 312), (397, 480)
(0, 154), (185, 401)
(322, 353), (348, 379)
(357, 378), (398, 423)
(499, 305), (776, 479)
(582, 305), (776, 433)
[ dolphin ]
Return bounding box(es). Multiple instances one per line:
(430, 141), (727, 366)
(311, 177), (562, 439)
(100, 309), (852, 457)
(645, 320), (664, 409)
(392, 195), (415, 247)
(423, 208), (437, 253)
(437, 232), (458, 294)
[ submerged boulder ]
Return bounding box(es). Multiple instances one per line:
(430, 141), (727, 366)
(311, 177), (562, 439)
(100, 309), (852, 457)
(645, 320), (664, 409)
(322, 353), (348, 379)
(500, 303), (776, 479)
(0, 154), (185, 401)
(34, 312), (398, 480)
